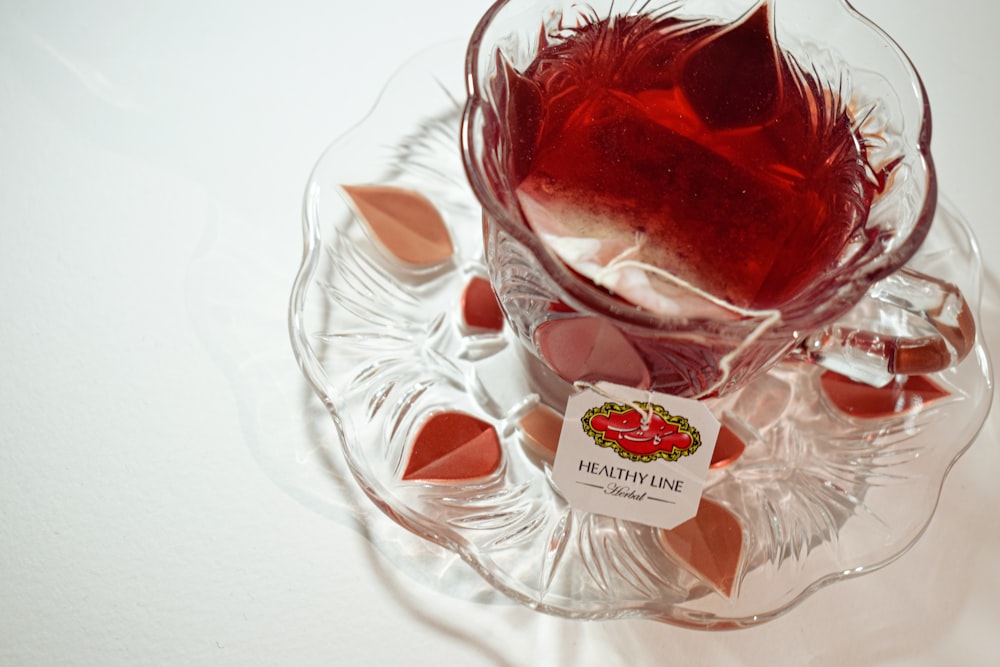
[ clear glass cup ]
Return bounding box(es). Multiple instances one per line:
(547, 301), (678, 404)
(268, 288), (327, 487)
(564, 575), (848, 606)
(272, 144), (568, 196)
(461, 0), (975, 398)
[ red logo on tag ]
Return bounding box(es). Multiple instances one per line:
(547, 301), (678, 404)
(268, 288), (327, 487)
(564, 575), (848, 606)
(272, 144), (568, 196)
(582, 402), (701, 462)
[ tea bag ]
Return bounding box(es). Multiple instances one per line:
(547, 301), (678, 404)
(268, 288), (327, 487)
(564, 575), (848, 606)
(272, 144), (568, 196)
(516, 178), (744, 320)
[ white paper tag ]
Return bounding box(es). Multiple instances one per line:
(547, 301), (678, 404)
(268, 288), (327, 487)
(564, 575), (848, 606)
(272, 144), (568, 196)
(551, 382), (721, 530)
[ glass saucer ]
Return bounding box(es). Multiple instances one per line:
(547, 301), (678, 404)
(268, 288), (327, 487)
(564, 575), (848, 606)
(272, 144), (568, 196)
(289, 39), (992, 629)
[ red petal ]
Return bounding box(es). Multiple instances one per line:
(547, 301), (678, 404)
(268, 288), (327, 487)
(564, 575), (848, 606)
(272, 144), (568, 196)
(461, 276), (505, 331)
(519, 404), (563, 458)
(534, 316), (650, 388)
(710, 425), (746, 469)
(660, 498), (743, 597)
(342, 184), (453, 266)
(403, 412), (502, 482)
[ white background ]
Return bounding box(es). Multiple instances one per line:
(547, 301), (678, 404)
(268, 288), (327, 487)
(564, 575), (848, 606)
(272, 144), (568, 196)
(2, 1), (997, 665)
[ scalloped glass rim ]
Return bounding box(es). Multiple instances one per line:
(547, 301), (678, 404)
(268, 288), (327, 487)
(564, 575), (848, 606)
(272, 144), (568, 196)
(461, 0), (937, 331)
(289, 39), (993, 629)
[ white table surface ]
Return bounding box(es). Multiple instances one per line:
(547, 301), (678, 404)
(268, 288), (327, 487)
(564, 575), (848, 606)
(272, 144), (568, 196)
(2, 1), (997, 665)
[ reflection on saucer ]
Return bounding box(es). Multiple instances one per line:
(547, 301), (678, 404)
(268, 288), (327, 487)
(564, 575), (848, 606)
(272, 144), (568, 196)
(820, 371), (949, 419)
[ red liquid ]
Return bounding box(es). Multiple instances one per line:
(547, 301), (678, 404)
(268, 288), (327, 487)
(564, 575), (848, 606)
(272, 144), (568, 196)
(495, 4), (879, 309)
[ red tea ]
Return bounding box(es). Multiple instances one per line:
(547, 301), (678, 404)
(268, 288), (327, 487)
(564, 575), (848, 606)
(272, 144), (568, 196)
(494, 3), (880, 310)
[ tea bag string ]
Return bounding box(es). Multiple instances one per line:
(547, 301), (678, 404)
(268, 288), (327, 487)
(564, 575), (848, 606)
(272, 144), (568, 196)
(700, 307), (782, 398)
(592, 256), (784, 400)
(593, 235), (643, 280)
(573, 381), (657, 429)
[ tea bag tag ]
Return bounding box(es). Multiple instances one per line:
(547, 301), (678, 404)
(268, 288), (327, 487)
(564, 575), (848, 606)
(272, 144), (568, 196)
(552, 382), (720, 530)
